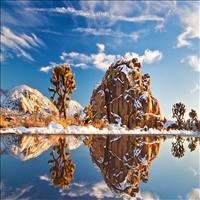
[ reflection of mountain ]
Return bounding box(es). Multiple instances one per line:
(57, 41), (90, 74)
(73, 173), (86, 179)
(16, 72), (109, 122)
(1, 135), (82, 161)
(89, 135), (164, 198)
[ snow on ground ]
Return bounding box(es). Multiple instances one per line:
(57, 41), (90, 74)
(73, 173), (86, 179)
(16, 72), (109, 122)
(0, 121), (199, 135)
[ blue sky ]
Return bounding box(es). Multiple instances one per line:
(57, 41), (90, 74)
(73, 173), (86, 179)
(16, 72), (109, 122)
(1, 1), (199, 119)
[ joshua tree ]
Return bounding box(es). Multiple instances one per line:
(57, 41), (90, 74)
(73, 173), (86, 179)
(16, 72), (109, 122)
(84, 105), (94, 124)
(172, 102), (186, 129)
(49, 64), (76, 119)
(186, 109), (198, 130)
(48, 138), (76, 189)
(189, 109), (197, 121)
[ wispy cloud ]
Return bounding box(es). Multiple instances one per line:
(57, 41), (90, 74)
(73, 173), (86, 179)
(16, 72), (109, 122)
(1, 26), (44, 62)
(0, 181), (33, 200)
(181, 55), (200, 72)
(190, 84), (200, 94)
(176, 4), (200, 48)
(1, 1), (47, 27)
(39, 175), (51, 182)
(26, 6), (164, 24)
(41, 43), (162, 72)
(73, 27), (145, 41)
(96, 43), (105, 53)
(189, 167), (198, 177)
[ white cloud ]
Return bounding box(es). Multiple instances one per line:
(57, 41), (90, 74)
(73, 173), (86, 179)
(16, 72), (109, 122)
(59, 43), (162, 71)
(176, 4), (200, 48)
(182, 55), (200, 72)
(141, 49), (163, 64)
(96, 43), (105, 52)
(40, 62), (59, 73)
(40, 66), (52, 73)
(186, 188), (200, 200)
(1, 26), (44, 62)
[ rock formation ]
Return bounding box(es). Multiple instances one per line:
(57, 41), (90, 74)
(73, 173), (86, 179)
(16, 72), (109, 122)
(88, 135), (163, 198)
(90, 58), (163, 129)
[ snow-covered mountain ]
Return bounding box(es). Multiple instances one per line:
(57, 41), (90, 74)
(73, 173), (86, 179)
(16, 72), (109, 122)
(0, 85), (84, 119)
(66, 100), (85, 120)
(1, 85), (58, 115)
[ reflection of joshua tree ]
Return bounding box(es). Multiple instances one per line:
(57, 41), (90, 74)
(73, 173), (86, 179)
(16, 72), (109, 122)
(171, 136), (185, 158)
(48, 138), (76, 189)
(187, 137), (199, 152)
(83, 136), (94, 148)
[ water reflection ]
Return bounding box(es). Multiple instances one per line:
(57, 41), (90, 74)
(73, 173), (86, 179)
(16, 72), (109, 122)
(171, 136), (200, 158)
(86, 136), (164, 197)
(48, 137), (76, 189)
(0, 134), (199, 199)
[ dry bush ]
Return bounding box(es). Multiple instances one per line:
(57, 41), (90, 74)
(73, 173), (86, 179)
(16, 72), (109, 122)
(53, 118), (84, 128)
(3, 114), (54, 128)
(90, 120), (108, 129)
(0, 115), (8, 128)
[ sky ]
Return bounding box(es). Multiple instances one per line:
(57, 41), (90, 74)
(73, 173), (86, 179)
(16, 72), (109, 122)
(1, 0), (200, 119)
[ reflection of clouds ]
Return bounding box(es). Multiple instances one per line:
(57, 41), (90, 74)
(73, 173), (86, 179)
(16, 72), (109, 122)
(186, 188), (200, 200)
(39, 175), (51, 182)
(0, 181), (32, 200)
(60, 181), (114, 199)
(189, 167), (198, 177)
(141, 192), (160, 200)
(122, 191), (159, 200)
(178, 188), (200, 200)
(58, 181), (159, 200)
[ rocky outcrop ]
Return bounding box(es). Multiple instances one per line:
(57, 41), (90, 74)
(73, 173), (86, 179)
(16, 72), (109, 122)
(89, 135), (163, 198)
(90, 58), (163, 129)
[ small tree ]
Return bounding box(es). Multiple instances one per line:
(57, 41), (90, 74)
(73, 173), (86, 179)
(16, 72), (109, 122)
(49, 64), (76, 119)
(84, 105), (94, 124)
(172, 102), (186, 129)
(189, 109), (197, 121)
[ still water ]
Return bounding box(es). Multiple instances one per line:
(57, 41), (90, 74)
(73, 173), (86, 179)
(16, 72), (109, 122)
(0, 134), (199, 200)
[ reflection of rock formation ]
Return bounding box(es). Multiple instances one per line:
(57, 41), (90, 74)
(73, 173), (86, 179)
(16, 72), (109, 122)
(88, 135), (163, 198)
(0, 135), (82, 161)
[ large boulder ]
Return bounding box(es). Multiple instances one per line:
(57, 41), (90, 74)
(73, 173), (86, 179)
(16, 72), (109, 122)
(90, 58), (163, 129)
